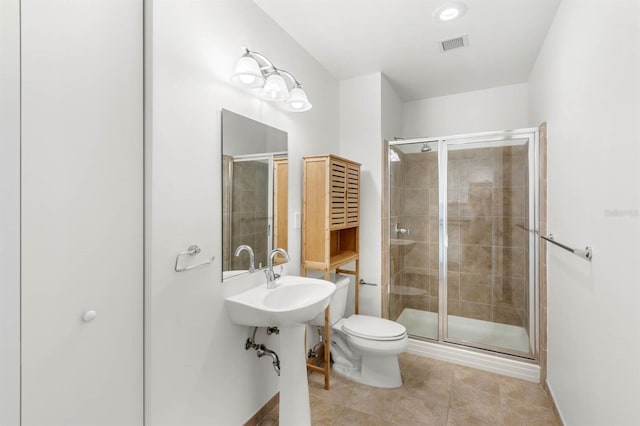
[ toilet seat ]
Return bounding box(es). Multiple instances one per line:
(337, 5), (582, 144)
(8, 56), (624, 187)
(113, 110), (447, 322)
(340, 315), (407, 341)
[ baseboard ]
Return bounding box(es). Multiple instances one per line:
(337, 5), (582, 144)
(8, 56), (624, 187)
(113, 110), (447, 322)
(407, 338), (540, 383)
(544, 379), (566, 425)
(243, 392), (279, 426)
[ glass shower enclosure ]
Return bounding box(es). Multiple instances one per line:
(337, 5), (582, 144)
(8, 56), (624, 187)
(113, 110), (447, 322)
(388, 129), (538, 359)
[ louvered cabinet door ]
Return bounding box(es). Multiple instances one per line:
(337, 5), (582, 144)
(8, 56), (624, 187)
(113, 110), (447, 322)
(346, 163), (360, 226)
(329, 159), (347, 229)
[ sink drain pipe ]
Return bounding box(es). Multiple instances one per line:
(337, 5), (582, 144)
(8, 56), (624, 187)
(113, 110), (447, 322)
(245, 327), (281, 376)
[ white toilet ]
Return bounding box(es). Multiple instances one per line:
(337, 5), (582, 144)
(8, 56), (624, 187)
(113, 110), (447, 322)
(310, 274), (408, 388)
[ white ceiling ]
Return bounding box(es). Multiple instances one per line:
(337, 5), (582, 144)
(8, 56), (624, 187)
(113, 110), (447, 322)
(254, 0), (561, 101)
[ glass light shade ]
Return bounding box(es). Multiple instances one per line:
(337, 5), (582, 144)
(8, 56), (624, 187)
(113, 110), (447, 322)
(285, 87), (312, 112)
(231, 55), (265, 88)
(262, 72), (289, 101)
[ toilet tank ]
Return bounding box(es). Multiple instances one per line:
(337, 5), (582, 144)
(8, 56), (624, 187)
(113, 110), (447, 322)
(309, 274), (349, 326)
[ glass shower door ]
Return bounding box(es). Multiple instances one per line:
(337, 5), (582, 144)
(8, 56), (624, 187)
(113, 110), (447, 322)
(388, 141), (440, 341)
(441, 132), (536, 358)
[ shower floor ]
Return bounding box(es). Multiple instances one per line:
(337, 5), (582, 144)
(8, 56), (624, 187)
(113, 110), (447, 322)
(396, 308), (531, 354)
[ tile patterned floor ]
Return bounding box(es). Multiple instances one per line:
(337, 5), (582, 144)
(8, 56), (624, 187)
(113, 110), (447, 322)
(259, 353), (561, 425)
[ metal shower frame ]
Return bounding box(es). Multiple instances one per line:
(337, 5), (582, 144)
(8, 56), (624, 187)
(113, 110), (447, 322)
(388, 128), (540, 360)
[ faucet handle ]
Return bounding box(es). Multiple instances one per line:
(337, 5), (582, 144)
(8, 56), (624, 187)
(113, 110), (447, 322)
(394, 223), (409, 236)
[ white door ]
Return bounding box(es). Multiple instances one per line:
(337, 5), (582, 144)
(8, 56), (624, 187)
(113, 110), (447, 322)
(21, 1), (143, 425)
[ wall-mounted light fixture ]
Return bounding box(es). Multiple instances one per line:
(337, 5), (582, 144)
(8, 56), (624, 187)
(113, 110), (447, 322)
(231, 47), (312, 112)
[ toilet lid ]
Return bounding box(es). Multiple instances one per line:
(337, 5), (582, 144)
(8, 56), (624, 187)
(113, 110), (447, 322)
(341, 315), (406, 341)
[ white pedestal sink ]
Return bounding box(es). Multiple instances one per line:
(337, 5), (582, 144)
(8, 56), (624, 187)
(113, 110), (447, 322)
(225, 276), (336, 426)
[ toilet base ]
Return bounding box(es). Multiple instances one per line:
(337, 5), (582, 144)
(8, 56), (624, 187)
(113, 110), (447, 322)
(332, 352), (403, 388)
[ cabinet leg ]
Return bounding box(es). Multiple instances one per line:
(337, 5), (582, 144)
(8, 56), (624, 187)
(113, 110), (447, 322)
(324, 306), (330, 390)
(355, 259), (360, 315)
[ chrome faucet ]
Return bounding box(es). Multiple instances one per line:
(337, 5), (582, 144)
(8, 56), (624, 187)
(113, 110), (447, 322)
(234, 245), (255, 273)
(264, 248), (290, 289)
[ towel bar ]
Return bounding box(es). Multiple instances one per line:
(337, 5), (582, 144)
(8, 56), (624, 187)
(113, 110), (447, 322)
(174, 244), (215, 272)
(540, 234), (592, 261)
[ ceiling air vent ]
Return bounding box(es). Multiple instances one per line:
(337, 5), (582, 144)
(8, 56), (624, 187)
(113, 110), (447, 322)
(439, 34), (468, 52)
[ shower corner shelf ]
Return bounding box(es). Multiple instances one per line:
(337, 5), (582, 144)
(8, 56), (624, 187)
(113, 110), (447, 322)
(301, 154), (361, 391)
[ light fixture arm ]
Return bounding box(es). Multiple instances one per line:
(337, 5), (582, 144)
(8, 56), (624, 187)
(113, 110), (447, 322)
(242, 47), (302, 89)
(276, 69), (302, 89)
(242, 47), (275, 72)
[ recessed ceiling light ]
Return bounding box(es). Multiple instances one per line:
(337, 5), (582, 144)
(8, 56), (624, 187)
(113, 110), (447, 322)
(433, 2), (467, 23)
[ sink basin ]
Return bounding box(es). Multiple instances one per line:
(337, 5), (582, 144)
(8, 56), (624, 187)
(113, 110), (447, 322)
(225, 276), (336, 327)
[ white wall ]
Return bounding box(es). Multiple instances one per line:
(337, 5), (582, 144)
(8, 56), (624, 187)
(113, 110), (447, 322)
(147, 1), (339, 424)
(403, 83), (529, 138)
(382, 75), (404, 144)
(336, 73), (402, 317)
(528, 1), (640, 424)
(0, 0), (20, 424)
(339, 73), (384, 316)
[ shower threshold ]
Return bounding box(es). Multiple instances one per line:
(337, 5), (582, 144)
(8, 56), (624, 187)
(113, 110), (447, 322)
(396, 308), (530, 354)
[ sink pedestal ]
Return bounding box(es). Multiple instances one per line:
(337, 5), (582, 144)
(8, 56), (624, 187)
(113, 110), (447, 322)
(279, 324), (311, 426)
(223, 276), (336, 425)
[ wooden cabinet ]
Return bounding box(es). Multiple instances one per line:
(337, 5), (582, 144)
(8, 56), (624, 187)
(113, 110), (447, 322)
(302, 154), (361, 390)
(302, 154), (361, 282)
(329, 159), (360, 229)
(273, 158), (288, 263)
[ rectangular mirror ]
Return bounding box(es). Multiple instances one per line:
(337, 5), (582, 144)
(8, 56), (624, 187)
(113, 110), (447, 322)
(221, 109), (288, 280)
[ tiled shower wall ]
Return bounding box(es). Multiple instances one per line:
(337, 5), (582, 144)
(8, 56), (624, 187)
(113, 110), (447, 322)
(447, 145), (529, 327)
(389, 145), (530, 328)
(400, 151), (440, 315)
(389, 148), (406, 320)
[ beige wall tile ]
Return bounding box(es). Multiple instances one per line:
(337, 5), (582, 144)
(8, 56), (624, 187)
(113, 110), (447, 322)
(458, 301), (492, 321)
(459, 216), (493, 246)
(404, 188), (429, 216)
(428, 243), (439, 270)
(447, 244), (460, 271)
(492, 247), (526, 278)
(459, 187), (492, 217)
(429, 188), (439, 216)
(492, 186), (526, 217)
(446, 272), (460, 300)
(459, 277), (492, 304)
(493, 306), (524, 326)
(492, 276), (525, 309)
(404, 242), (429, 269)
(403, 215), (430, 241)
(493, 217), (528, 248)
(428, 216), (439, 243)
(404, 271), (430, 291)
(460, 245), (493, 275)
